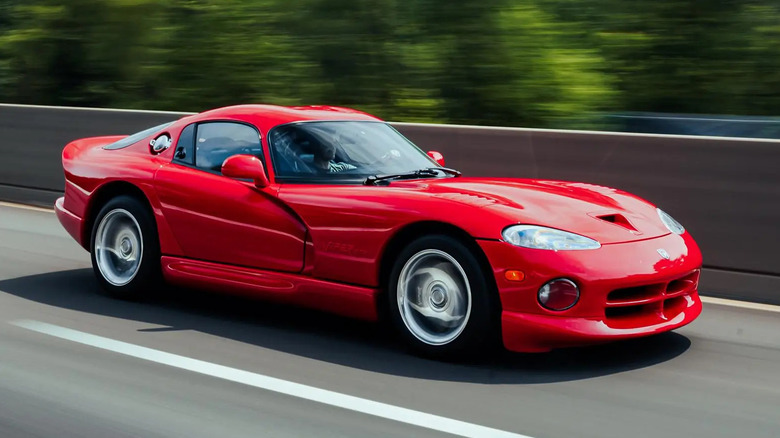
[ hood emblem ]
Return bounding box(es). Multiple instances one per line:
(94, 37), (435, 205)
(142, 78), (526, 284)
(657, 248), (670, 260)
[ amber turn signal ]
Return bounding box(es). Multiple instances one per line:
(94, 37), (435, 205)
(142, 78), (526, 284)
(504, 270), (525, 282)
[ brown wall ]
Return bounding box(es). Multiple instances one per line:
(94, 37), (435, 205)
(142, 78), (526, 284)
(1, 104), (778, 302)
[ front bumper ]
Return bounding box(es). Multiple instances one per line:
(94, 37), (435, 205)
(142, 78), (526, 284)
(501, 294), (701, 352)
(478, 232), (703, 352)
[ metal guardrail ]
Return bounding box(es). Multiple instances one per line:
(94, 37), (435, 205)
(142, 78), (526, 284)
(1, 103), (778, 303)
(607, 112), (780, 138)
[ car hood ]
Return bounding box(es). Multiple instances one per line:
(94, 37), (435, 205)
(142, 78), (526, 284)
(394, 177), (670, 244)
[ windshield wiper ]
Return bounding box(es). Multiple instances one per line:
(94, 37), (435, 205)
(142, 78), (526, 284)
(428, 167), (461, 176)
(364, 167), (461, 185)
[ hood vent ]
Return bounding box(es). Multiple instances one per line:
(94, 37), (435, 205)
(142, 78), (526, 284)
(436, 192), (497, 207)
(596, 214), (638, 232)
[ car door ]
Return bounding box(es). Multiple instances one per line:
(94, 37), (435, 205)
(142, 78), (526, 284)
(155, 121), (306, 272)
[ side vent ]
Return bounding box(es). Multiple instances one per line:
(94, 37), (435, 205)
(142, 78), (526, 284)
(596, 214), (638, 232)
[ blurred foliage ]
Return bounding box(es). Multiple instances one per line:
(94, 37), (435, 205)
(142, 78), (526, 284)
(0, 0), (778, 128)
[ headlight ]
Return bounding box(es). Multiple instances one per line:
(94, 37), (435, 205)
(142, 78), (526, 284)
(657, 208), (685, 235)
(501, 225), (601, 250)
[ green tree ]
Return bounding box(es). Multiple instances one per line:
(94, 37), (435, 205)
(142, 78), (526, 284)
(0, 0), (160, 106)
(419, 1), (614, 127)
(1, 0), (779, 127)
(147, 0), (311, 111)
(543, 0), (780, 116)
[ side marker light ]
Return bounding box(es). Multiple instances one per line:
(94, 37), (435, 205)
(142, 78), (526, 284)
(505, 270), (525, 282)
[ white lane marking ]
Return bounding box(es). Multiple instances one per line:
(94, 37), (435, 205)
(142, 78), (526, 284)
(11, 320), (532, 438)
(701, 296), (780, 313)
(0, 201), (54, 212)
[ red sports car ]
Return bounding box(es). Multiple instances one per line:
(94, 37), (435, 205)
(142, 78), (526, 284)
(55, 105), (702, 357)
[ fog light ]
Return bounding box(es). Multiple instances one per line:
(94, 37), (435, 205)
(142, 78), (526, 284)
(538, 278), (579, 311)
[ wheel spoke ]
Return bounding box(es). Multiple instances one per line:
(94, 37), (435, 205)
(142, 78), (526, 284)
(397, 249), (472, 346)
(408, 301), (465, 323)
(94, 208), (144, 287)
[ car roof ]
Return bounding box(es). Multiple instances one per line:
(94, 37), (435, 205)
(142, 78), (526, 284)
(178, 104), (383, 133)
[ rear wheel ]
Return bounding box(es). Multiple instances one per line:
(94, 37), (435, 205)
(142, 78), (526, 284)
(388, 235), (496, 359)
(90, 195), (161, 299)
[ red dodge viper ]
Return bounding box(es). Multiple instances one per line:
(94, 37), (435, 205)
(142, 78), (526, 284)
(55, 105), (702, 357)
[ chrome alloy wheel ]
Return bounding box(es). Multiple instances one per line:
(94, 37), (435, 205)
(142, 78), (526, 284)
(94, 208), (144, 286)
(396, 249), (472, 346)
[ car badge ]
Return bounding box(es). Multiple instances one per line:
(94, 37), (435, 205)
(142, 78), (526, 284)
(657, 248), (670, 260)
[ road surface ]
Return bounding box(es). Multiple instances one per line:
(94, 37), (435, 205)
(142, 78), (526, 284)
(1, 203), (778, 438)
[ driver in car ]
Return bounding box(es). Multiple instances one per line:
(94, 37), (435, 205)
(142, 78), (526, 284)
(312, 137), (357, 173)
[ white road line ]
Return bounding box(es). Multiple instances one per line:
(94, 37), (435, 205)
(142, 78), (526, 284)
(10, 320), (532, 438)
(701, 296), (780, 313)
(0, 201), (55, 212)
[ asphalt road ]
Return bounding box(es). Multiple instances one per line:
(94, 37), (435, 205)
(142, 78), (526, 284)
(1, 203), (778, 438)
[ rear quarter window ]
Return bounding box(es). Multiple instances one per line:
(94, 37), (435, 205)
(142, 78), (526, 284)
(103, 122), (174, 150)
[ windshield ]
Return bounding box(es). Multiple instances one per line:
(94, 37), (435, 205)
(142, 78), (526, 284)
(269, 121), (438, 180)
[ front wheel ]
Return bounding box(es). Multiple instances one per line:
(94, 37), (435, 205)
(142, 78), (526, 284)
(90, 195), (161, 299)
(387, 235), (497, 359)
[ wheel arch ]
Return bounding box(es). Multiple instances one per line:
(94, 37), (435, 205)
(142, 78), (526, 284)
(83, 181), (156, 251)
(377, 221), (501, 313)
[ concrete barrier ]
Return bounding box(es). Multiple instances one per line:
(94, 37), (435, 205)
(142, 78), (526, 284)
(1, 103), (778, 303)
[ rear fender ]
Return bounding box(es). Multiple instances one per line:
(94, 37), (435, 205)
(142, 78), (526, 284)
(81, 179), (183, 256)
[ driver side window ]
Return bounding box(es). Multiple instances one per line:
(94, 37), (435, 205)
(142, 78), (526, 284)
(270, 124), (358, 178)
(194, 122), (262, 173)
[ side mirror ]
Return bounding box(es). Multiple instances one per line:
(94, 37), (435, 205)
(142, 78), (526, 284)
(221, 154), (269, 188)
(427, 150), (445, 167)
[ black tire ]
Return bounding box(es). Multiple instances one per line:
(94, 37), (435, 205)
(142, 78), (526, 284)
(387, 235), (497, 359)
(89, 195), (161, 300)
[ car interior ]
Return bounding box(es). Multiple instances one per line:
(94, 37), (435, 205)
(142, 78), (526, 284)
(271, 128), (338, 176)
(196, 136), (263, 173)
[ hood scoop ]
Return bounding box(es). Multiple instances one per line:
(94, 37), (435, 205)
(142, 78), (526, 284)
(595, 213), (640, 234)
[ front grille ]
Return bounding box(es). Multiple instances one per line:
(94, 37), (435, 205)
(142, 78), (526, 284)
(605, 270), (699, 324)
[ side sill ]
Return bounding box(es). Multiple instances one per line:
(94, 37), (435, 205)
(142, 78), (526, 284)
(161, 256), (379, 321)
